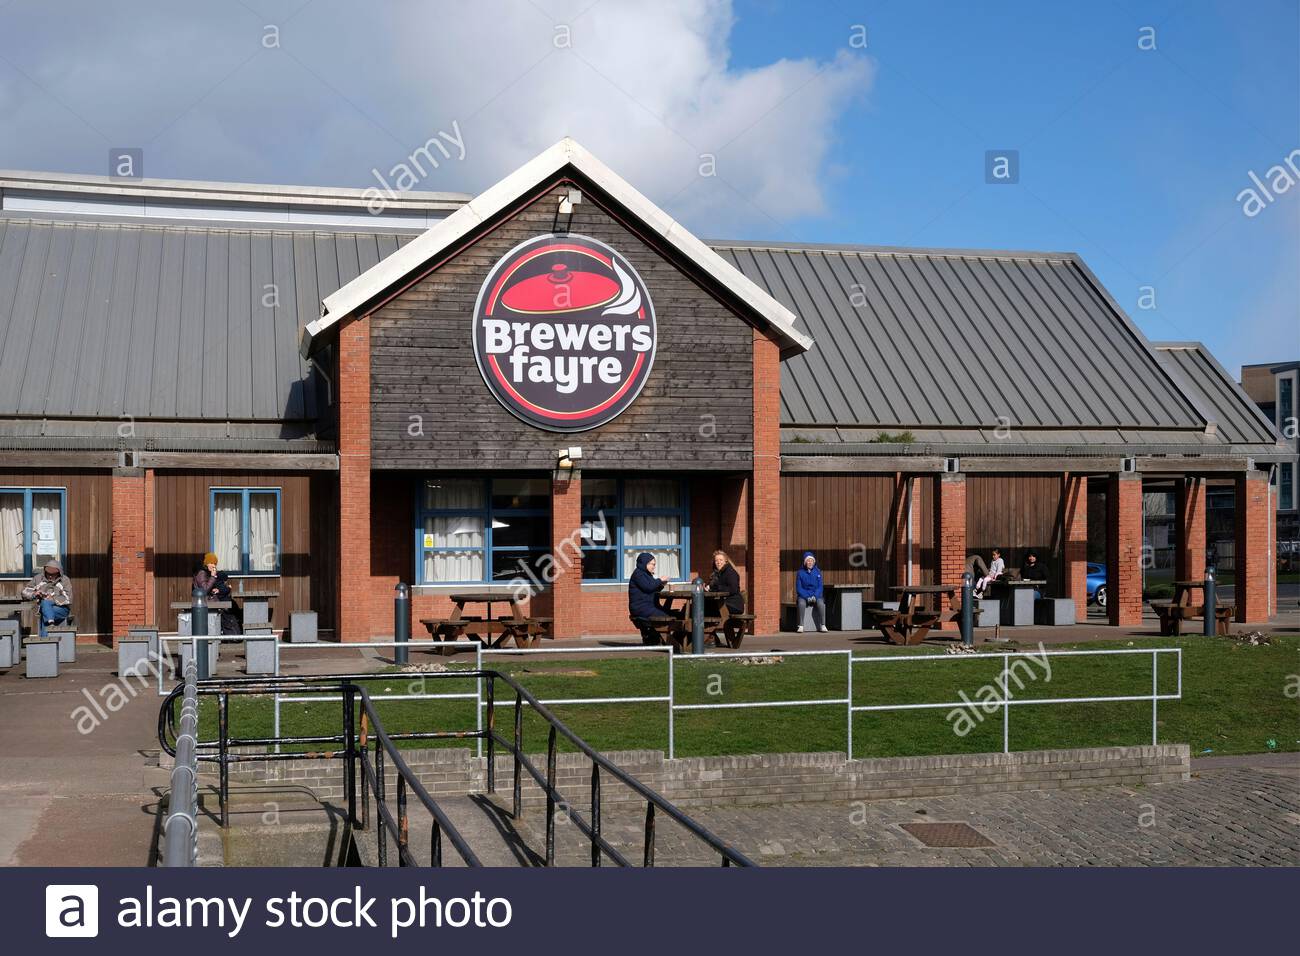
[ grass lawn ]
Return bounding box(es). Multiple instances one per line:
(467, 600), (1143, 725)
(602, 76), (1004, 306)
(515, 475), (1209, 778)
(198, 635), (1299, 761)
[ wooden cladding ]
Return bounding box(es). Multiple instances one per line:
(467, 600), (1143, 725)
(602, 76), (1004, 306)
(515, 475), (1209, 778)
(0, 469), (111, 635)
(368, 180), (755, 470)
(781, 474), (910, 600)
(152, 470), (335, 632)
(965, 474), (1066, 593)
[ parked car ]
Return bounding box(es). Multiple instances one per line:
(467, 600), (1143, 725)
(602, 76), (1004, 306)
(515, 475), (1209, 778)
(1086, 563), (1108, 608)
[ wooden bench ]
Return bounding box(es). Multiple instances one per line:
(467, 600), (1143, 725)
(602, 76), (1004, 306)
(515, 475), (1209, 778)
(631, 616), (687, 650)
(1152, 602), (1235, 636)
(719, 612), (754, 649)
(865, 606), (943, 645)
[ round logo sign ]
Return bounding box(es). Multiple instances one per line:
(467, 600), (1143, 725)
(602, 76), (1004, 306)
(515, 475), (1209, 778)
(472, 233), (656, 432)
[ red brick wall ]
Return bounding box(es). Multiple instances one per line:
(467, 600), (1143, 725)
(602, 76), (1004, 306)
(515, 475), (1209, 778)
(110, 469), (147, 644)
(934, 474), (966, 628)
(551, 473), (582, 638)
(751, 330), (781, 633)
(1108, 474), (1143, 626)
(1234, 470), (1271, 622)
(338, 315), (373, 642)
(1063, 474), (1088, 606)
(1174, 476), (1206, 583)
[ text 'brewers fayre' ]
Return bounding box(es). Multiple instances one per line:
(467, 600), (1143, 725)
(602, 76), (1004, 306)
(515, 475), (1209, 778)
(471, 233), (657, 432)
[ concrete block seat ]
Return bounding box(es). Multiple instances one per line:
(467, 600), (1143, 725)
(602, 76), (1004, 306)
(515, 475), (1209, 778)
(0, 618), (19, 666)
(49, 625), (77, 663)
(117, 635), (153, 676)
(976, 598), (1000, 627)
(289, 611), (317, 643)
(25, 636), (59, 678)
(1034, 598), (1076, 626)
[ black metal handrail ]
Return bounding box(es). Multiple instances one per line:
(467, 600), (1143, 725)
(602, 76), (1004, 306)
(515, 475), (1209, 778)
(158, 669), (755, 868)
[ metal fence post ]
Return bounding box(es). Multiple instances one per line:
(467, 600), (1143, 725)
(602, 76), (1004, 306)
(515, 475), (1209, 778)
(343, 685), (357, 827)
(394, 582), (410, 665)
(485, 675), (496, 793)
(846, 651), (854, 760)
(691, 577), (705, 655)
(1203, 566), (1216, 637)
(191, 587), (209, 681)
(1001, 653), (1010, 754)
(960, 572), (974, 646)
(545, 725), (557, 866)
(1151, 650), (1159, 745)
(217, 692), (229, 829)
(667, 647), (675, 760)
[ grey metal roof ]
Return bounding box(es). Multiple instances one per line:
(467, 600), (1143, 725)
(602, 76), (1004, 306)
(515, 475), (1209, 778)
(1155, 343), (1282, 446)
(713, 241), (1207, 432)
(0, 215), (413, 424)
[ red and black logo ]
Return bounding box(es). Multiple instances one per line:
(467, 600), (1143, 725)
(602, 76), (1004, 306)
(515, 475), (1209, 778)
(472, 234), (657, 432)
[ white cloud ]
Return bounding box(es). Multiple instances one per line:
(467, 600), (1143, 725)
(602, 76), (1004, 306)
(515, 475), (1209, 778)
(0, 0), (872, 232)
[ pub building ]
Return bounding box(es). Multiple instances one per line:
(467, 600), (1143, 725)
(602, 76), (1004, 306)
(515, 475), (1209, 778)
(0, 140), (1288, 643)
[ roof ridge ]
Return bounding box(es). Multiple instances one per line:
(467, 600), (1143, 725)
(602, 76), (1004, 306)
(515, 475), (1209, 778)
(707, 238), (1079, 261)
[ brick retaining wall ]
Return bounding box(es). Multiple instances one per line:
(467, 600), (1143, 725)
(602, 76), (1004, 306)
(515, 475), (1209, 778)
(217, 744), (1190, 808)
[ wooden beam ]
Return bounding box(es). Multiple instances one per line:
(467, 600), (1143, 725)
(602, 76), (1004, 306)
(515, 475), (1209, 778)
(136, 452), (339, 471)
(781, 456), (947, 473)
(0, 450), (120, 467)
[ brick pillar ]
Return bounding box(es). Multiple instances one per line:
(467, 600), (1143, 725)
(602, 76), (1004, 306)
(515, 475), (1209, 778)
(1063, 474), (1088, 607)
(751, 331), (781, 634)
(551, 472), (582, 638)
(1234, 469), (1271, 623)
(143, 467), (155, 626)
(338, 316), (372, 643)
(1174, 476), (1206, 583)
(1107, 473), (1143, 626)
(934, 473), (966, 628)
(110, 468), (148, 644)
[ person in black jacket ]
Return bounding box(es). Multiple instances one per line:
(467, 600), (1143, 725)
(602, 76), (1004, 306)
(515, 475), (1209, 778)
(628, 552), (672, 643)
(1020, 551), (1049, 600)
(708, 550), (744, 614)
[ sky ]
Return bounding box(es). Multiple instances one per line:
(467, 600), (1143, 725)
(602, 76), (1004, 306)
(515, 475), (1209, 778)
(0, 0), (1296, 374)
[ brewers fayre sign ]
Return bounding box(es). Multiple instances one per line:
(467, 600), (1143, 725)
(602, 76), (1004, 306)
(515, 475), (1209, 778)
(472, 234), (657, 432)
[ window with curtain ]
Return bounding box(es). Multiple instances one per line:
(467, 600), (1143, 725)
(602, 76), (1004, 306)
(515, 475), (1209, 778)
(210, 487), (281, 574)
(581, 477), (687, 582)
(417, 477), (550, 584)
(0, 487), (67, 578)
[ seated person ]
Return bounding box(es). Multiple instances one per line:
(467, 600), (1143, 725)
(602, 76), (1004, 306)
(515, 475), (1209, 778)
(22, 559), (72, 637)
(794, 551), (827, 632)
(628, 552), (674, 644)
(192, 552), (242, 635)
(708, 550), (745, 641)
(1020, 551), (1049, 598)
(974, 548), (1005, 598)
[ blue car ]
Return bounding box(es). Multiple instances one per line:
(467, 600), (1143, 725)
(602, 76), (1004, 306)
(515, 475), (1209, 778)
(1086, 563), (1108, 609)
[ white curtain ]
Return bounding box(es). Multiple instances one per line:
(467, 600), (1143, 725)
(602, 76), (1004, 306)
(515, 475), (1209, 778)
(424, 479), (483, 511)
(625, 479), (679, 510)
(423, 515), (484, 582)
(30, 493), (61, 566)
(624, 515), (681, 578)
(423, 550), (484, 582)
(212, 493), (241, 570)
(0, 494), (22, 575)
(248, 493), (278, 571)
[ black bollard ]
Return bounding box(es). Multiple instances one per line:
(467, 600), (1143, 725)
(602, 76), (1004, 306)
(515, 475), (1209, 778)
(961, 572), (974, 646)
(394, 582), (410, 665)
(191, 586), (209, 680)
(1203, 566), (1216, 637)
(691, 577), (705, 655)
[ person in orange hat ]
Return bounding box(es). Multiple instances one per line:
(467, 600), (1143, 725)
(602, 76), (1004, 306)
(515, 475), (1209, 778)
(193, 552), (240, 634)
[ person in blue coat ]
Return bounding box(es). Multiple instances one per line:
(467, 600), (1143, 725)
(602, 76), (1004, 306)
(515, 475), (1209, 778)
(795, 551), (827, 632)
(628, 552), (673, 644)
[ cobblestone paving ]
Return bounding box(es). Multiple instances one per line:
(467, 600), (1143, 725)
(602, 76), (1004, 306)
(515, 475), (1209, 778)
(532, 767), (1300, 866)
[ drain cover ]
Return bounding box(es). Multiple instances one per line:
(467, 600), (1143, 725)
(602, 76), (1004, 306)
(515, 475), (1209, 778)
(899, 822), (994, 848)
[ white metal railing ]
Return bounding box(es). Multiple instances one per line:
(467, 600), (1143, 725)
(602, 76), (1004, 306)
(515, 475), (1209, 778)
(155, 637), (1183, 760)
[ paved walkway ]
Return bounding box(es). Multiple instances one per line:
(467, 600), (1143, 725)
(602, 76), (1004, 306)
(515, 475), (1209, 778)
(528, 760), (1300, 867)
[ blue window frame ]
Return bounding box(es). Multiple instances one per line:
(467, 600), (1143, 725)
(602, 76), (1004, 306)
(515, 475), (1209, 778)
(580, 477), (689, 582)
(0, 487), (67, 579)
(416, 477), (551, 585)
(209, 487), (282, 575)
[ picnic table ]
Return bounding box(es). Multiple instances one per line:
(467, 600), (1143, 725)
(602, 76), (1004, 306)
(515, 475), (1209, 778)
(638, 585), (752, 650)
(1151, 581), (1233, 636)
(230, 588), (278, 627)
(867, 585), (964, 645)
(420, 591), (550, 649)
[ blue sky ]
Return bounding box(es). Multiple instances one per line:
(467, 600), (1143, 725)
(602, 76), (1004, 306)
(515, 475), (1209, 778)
(0, 0), (1295, 373)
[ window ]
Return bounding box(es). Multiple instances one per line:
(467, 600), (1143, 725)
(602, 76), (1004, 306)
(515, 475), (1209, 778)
(1282, 462), (1294, 512)
(1281, 376), (1295, 434)
(417, 477), (550, 584)
(580, 477), (689, 581)
(0, 487), (66, 578)
(210, 488), (281, 574)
